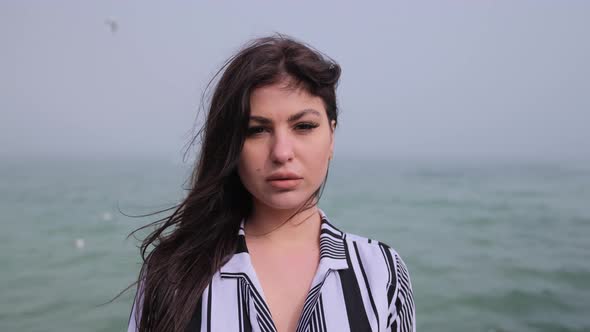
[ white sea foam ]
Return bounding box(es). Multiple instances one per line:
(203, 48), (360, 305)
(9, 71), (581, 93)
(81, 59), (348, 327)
(75, 238), (85, 249)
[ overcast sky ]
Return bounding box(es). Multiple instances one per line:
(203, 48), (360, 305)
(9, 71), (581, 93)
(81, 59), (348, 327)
(1, 1), (589, 162)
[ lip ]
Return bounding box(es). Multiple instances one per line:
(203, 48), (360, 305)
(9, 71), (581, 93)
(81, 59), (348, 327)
(266, 171), (303, 181)
(267, 178), (302, 190)
(266, 171), (303, 190)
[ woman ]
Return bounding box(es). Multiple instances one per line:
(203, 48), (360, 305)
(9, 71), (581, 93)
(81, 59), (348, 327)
(127, 34), (415, 332)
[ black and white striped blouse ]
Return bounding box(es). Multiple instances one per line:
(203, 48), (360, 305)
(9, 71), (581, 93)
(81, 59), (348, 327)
(128, 209), (415, 332)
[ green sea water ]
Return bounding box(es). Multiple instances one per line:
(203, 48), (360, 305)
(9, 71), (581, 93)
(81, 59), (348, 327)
(1, 157), (589, 331)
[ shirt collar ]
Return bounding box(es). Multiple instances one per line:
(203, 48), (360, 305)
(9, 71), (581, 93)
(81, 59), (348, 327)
(219, 208), (349, 276)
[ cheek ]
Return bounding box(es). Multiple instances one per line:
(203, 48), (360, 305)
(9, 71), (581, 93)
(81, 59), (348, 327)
(237, 154), (250, 183)
(305, 140), (331, 174)
(237, 148), (262, 186)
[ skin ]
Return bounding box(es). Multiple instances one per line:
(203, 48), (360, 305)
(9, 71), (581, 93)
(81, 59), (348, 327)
(236, 79), (336, 331)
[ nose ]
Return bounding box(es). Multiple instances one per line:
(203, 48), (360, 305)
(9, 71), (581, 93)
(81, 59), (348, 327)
(270, 129), (294, 164)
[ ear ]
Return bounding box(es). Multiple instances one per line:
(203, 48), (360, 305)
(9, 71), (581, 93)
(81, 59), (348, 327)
(329, 119), (336, 159)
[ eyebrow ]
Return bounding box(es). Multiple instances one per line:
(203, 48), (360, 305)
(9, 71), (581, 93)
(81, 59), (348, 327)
(249, 109), (321, 125)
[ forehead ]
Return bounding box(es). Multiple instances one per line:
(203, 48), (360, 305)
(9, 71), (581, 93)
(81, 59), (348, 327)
(249, 83), (326, 117)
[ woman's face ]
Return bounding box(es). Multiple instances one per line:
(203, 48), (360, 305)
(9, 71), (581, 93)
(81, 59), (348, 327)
(237, 81), (335, 212)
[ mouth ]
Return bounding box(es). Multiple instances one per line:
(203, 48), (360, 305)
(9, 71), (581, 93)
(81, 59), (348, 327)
(266, 172), (303, 189)
(267, 178), (303, 189)
(266, 172), (303, 182)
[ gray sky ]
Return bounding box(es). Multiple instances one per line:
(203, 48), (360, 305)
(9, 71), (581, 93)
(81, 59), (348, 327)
(1, 1), (589, 162)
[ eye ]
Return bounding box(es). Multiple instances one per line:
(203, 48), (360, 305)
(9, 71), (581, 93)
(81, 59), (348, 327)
(246, 126), (267, 136)
(295, 122), (319, 131)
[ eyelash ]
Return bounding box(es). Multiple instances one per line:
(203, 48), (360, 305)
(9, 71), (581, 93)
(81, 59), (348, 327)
(246, 122), (319, 136)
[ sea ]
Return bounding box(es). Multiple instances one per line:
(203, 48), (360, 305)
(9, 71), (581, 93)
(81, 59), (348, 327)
(1, 156), (589, 332)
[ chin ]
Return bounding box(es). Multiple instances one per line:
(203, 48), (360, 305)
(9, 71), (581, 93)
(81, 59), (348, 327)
(258, 191), (313, 211)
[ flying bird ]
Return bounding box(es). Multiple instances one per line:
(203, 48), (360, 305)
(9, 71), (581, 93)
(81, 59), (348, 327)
(105, 18), (118, 34)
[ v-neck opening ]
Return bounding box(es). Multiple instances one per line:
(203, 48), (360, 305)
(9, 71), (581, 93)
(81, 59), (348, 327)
(219, 208), (349, 332)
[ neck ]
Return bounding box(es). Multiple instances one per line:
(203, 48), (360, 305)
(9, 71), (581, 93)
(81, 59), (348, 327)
(244, 204), (321, 247)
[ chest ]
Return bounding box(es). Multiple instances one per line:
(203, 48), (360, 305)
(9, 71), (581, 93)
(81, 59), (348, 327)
(248, 243), (320, 332)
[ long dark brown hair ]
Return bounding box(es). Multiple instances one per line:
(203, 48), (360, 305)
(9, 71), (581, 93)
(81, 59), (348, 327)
(128, 34), (341, 331)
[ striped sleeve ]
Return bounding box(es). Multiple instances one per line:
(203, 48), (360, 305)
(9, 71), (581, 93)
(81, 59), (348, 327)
(386, 249), (415, 332)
